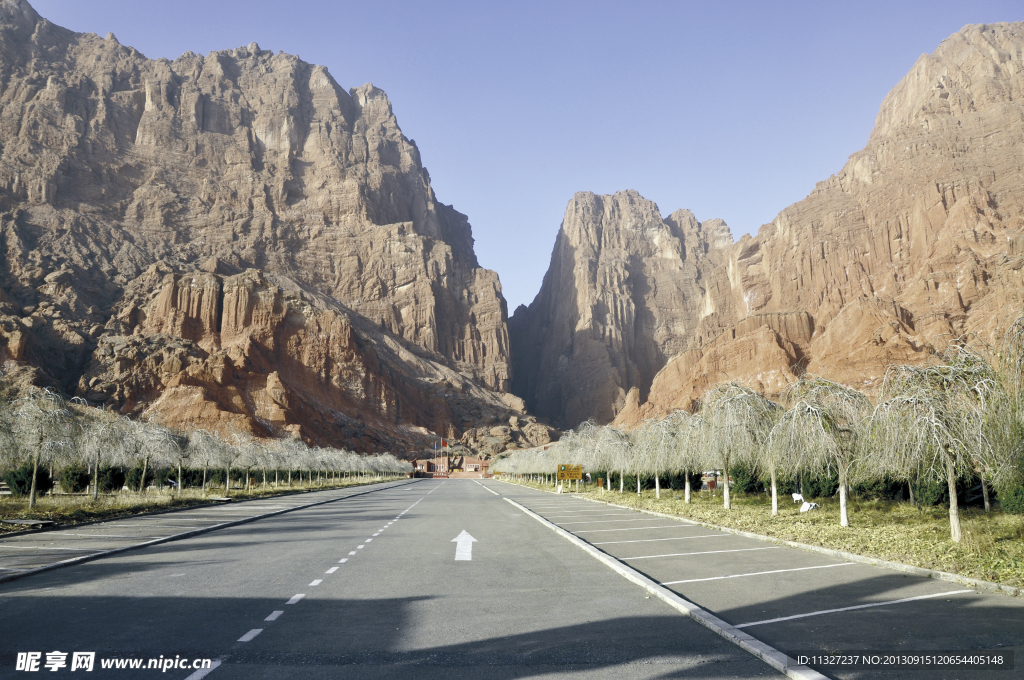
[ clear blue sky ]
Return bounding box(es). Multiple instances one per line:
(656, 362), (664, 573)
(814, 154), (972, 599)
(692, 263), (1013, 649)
(33, 0), (1023, 311)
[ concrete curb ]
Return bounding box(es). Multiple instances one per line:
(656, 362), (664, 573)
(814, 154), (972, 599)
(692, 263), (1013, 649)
(0, 479), (416, 585)
(503, 496), (828, 680)
(495, 479), (1023, 600)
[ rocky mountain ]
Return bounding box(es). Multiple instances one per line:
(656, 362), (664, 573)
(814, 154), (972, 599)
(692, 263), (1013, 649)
(508, 191), (732, 427)
(0, 0), (557, 452)
(514, 22), (1024, 429)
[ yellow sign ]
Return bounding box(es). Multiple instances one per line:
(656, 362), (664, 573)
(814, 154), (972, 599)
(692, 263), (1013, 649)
(557, 464), (582, 481)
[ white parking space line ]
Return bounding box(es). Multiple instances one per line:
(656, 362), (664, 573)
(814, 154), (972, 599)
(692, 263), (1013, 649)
(0, 545), (99, 551)
(661, 563), (855, 585)
(309, 579), (322, 586)
(237, 629), (263, 642)
(735, 589), (974, 629)
(573, 525), (695, 533)
(623, 547), (780, 560)
(286, 594), (305, 604)
(594, 534), (726, 545)
(544, 512), (642, 518)
(559, 518), (693, 525)
(264, 611), (283, 621)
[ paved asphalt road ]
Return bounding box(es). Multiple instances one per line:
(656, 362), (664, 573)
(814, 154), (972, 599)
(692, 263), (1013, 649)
(0, 479), (782, 679)
(494, 480), (1024, 680)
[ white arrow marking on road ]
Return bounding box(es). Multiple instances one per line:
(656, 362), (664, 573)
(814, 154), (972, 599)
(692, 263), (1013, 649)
(452, 530), (477, 561)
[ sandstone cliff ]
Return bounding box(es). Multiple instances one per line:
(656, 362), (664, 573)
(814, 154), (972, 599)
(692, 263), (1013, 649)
(514, 22), (1024, 429)
(509, 191), (731, 427)
(0, 0), (520, 451)
(615, 21), (1024, 427)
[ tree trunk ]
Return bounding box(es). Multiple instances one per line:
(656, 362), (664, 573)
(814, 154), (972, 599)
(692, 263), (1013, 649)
(945, 453), (961, 542)
(839, 465), (849, 527)
(139, 457), (148, 495)
(28, 450), (40, 509)
(908, 479), (915, 506)
(245, 468), (250, 491)
(93, 451), (101, 501)
(606, 474), (611, 491)
(225, 464), (231, 496)
(722, 458), (731, 510)
(636, 474), (641, 496)
(202, 466), (208, 492)
(620, 471), (624, 493)
(771, 468), (778, 516)
(980, 471), (990, 512)
(655, 474), (660, 499)
(684, 471), (691, 504)
(275, 469), (279, 487)
(288, 469), (292, 487)
(178, 461), (183, 497)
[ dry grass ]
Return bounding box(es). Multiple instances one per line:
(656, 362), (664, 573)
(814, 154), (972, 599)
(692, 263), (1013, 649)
(504, 479), (1024, 589)
(0, 478), (397, 533)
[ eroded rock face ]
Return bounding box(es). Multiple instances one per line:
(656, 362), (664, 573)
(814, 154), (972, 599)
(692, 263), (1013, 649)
(509, 191), (731, 427)
(0, 0), (513, 450)
(525, 22), (1024, 429)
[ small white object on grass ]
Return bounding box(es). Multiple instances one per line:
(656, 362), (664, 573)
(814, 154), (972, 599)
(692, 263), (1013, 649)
(800, 502), (819, 512)
(792, 493), (804, 503)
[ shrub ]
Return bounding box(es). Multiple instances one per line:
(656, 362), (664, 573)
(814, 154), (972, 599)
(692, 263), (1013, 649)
(999, 486), (1024, 515)
(854, 476), (905, 501)
(803, 473), (838, 499)
(4, 464), (52, 497)
(59, 465), (91, 493)
(126, 466), (154, 492)
(730, 465), (764, 494)
(96, 466), (126, 493)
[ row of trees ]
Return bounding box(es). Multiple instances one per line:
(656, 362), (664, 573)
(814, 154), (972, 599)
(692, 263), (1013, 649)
(0, 380), (412, 508)
(494, 326), (1024, 542)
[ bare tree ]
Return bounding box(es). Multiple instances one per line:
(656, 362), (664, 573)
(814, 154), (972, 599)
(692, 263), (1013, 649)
(872, 345), (998, 541)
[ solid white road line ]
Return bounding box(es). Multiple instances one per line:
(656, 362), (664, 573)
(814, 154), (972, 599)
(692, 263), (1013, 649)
(326, 567), (338, 574)
(237, 629), (263, 642)
(480, 485), (501, 496)
(573, 525), (696, 533)
(265, 611), (283, 621)
(734, 589), (974, 629)
(594, 534), (727, 545)
(338, 558), (348, 563)
(624, 547), (780, 560)
(286, 594), (305, 604)
(661, 563), (855, 585)
(309, 579), (322, 586)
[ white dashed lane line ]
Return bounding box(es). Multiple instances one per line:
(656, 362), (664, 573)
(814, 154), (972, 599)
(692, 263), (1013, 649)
(357, 545), (364, 550)
(338, 558), (348, 563)
(264, 611), (283, 621)
(365, 538), (373, 542)
(286, 594), (305, 605)
(348, 551), (357, 556)
(237, 629), (263, 642)
(326, 567), (338, 574)
(309, 579), (322, 586)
